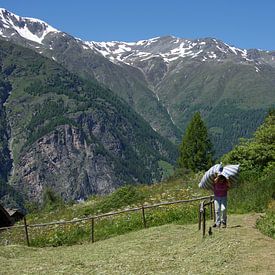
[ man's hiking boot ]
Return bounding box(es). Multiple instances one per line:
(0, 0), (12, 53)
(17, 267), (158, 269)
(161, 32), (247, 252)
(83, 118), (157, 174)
(222, 222), (227, 228)
(213, 223), (220, 228)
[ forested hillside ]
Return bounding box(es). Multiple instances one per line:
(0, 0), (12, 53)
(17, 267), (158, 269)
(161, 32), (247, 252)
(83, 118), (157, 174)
(0, 39), (177, 207)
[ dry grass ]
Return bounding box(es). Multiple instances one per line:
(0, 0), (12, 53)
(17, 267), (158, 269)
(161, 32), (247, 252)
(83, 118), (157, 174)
(0, 213), (274, 274)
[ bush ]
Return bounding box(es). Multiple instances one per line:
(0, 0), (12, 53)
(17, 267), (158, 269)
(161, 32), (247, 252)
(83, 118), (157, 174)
(145, 204), (198, 227)
(42, 188), (64, 212)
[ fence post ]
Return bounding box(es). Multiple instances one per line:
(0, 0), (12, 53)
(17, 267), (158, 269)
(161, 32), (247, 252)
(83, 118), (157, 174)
(91, 217), (95, 243)
(141, 206), (147, 228)
(23, 217), (30, 247)
(199, 201), (205, 231)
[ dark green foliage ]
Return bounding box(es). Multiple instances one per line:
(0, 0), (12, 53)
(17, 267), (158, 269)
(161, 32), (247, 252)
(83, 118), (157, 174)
(178, 112), (213, 172)
(223, 110), (275, 218)
(26, 116), (76, 147)
(222, 109), (275, 171)
(0, 178), (25, 210)
(206, 102), (268, 157)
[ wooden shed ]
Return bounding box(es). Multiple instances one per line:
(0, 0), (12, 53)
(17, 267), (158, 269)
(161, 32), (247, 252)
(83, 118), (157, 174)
(0, 204), (12, 228)
(5, 208), (25, 224)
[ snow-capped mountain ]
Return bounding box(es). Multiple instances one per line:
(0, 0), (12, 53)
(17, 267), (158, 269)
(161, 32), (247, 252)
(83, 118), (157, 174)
(1, 8), (274, 72)
(85, 36), (255, 65)
(0, 8), (59, 44)
(0, 8), (275, 157)
(1, 8), (274, 69)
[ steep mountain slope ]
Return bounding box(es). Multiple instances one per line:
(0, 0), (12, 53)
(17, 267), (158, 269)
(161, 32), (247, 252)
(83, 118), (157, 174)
(0, 8), (275, 157)
(0, 39), (177, 207)
(157, 58), (275, 155)
(0, 8), (181, 143)
(89, 36), (275, 155)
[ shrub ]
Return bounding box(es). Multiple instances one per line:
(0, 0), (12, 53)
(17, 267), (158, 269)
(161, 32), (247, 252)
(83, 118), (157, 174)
(42, 187), (64, 212)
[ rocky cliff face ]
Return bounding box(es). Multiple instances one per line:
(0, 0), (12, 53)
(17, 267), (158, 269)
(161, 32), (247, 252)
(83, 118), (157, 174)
(15, 125), (121, 203)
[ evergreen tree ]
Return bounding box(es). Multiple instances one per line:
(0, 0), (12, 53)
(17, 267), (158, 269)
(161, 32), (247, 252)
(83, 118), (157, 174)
(178, 112), (213, 172)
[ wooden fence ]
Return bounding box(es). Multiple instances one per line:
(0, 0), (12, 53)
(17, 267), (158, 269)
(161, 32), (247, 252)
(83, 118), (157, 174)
(0, 195), (214, 246)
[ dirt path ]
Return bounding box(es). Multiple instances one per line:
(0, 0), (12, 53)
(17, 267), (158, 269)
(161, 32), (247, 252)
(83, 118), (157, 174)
(217, 213), (275, 274)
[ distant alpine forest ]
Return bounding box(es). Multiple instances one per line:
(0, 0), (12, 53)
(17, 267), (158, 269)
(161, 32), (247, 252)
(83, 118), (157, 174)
(206, 103), (267, 156)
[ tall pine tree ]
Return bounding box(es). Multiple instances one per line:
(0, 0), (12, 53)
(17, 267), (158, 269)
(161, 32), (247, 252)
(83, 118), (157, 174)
(178, 112), (213, 172)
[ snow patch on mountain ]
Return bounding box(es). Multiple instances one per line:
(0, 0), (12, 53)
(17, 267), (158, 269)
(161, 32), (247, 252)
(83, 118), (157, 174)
(0, 8), (59, 44)
(1, 8), (271, 70)
(83, 36), (256, 66)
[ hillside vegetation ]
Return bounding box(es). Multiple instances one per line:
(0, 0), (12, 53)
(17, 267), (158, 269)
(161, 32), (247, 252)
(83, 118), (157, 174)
(1, 167), (273, 247)
(0, 110), (274, 274)
(0, 111), (274, 247)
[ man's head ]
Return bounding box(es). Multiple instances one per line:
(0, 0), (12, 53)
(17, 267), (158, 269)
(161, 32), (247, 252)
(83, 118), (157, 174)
(217, 174), (227, 182)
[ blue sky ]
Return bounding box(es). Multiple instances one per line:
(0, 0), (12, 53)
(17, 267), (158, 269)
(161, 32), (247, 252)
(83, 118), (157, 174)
(1, 0), (274, 50)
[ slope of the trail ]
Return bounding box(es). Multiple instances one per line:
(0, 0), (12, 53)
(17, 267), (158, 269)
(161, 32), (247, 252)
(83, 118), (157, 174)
(0, 213), (274, 274)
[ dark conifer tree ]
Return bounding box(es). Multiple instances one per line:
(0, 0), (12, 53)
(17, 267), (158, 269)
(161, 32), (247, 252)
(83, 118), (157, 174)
(178, 112), (213, 172)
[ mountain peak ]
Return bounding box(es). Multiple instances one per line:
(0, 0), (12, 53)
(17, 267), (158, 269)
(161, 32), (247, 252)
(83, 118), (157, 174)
(84, 35), (255, 66)
(0, 8), (59, 44)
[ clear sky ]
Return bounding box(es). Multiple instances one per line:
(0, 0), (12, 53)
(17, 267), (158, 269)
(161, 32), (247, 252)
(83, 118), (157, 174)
(1, 0), (274, 50)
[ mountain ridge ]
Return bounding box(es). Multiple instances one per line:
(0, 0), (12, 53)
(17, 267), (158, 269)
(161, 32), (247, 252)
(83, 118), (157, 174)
(0, 7), (275, 158)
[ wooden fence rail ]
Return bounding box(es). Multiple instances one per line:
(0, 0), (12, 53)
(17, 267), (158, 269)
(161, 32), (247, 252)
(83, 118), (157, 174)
(0, 195), (213, 246)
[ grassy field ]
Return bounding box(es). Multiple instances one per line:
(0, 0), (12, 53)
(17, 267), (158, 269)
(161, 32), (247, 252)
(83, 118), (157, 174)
(1, 213), (274, 274)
